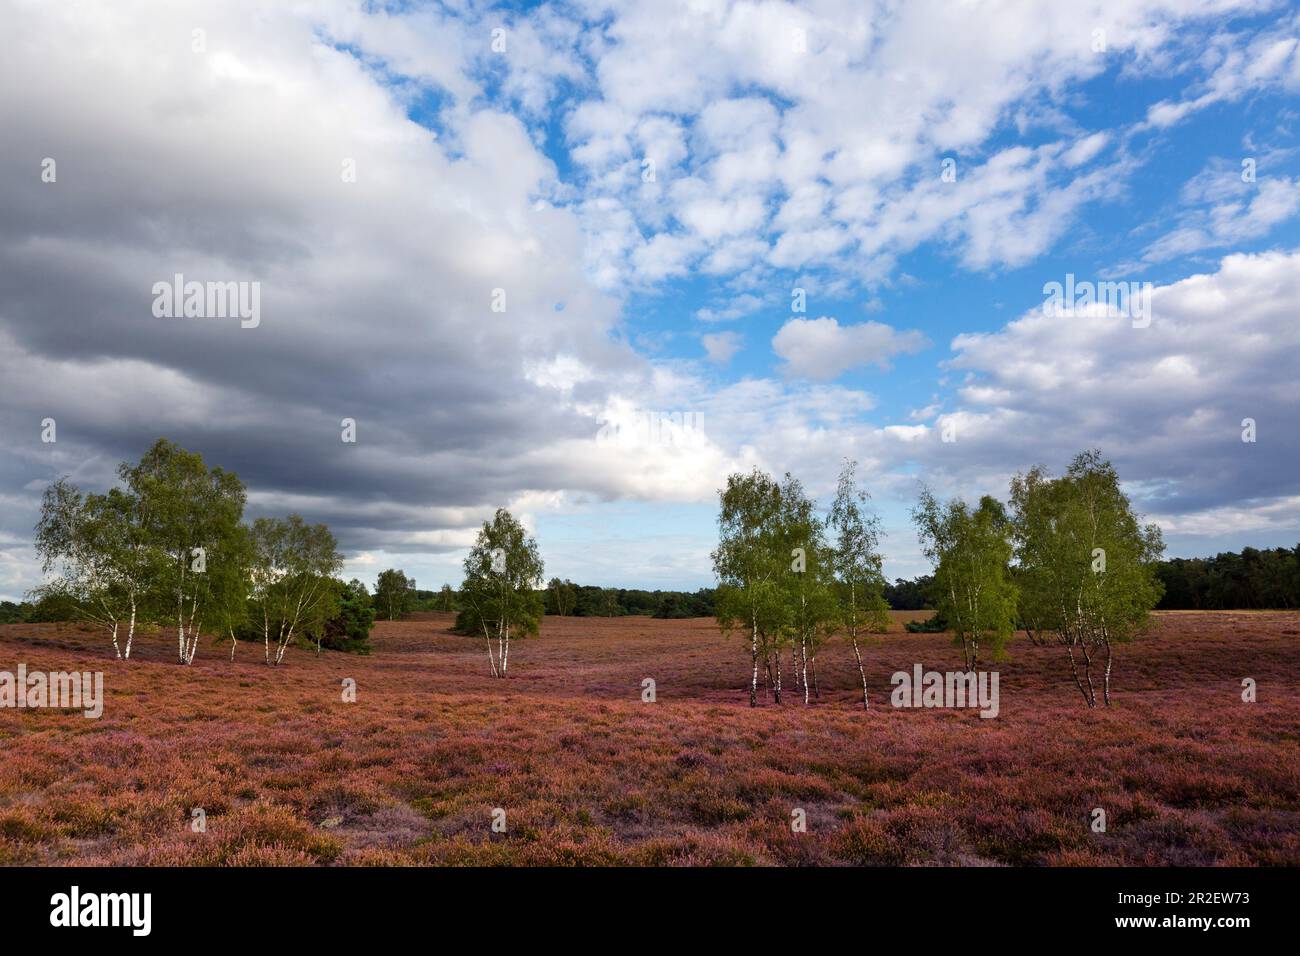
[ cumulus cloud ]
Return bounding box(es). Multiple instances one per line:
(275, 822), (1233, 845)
(701, 331), (744, 365)
(0, 0), (689, 595)
(941, 248), (1300, 521)
(772, 317), (928, 380)
(1, 0), (1298, 597)
(1142, 13), (1300, 130)
(1141, 173), (1300, 263)
(566, 0), (1281, 289)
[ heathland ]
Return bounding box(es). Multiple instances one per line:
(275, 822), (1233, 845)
(1, 609), (1295, 865)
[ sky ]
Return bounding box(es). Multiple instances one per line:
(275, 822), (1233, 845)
(1, 0), (1299, 600)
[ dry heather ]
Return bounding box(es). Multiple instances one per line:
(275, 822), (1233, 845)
(0, 610), (1296, 866)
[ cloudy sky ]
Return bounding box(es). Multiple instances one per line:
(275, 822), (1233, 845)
(2, 0), (1299, 600)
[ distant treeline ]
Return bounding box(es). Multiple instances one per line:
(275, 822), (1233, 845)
(10, 545), (1296, 630)
(1154, 546), (1300, 610)
(551, 584), (718, 619)
(534, 582), (717, 619)
(883, 576), (934, 611)
(400, 581), (718, 619)
(879, 545), (1300, 613)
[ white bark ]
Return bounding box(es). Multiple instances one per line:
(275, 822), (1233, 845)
(124, 601), (136, 660)
(801, 638), (810, 705)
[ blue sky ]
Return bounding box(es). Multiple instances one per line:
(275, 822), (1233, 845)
(1, 0), (1299, 598)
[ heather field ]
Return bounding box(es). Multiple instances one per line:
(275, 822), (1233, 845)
(0, 610), (1296, 867)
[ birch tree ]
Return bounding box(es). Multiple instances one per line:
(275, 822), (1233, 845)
(120, 439), (246, 664)
(209, 523), (254, 662)
(375, 568), (414, 620)
(778, 474), (838, 705)
(828, 460), (891, 709)
(436, 583), (457, 612)
(712, 469), (786, 707)
(249, 516), (343, 665)
(912, 488), (1017, 670)
(456, 509), (544, 678)
(1010, 451), (1164, 706)
(33, 481), (157, 660)
(547, 577), (577, 616)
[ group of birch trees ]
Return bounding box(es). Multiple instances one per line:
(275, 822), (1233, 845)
(34, 439), (343, 664)
(1009, 450), (1164, 706)
(714, 450), (1164, 709)
(713, 461), (890, 709)
(910, 450), (1163, 706)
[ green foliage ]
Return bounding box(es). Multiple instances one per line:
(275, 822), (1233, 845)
(1156, 545), (1300, 609)
(435, 583), (457, 612)
(30, 439), (352, 666)
(650, 589), (717, 618)
(828, 460), (891, 638)
(713, 468), (843, 704)
(777, 473), (839, 682)
(546, 577), (577, 616)
(19, 592), (81, 624)
(912, 487), (1018, 668)
(455, 509), (544, 677)
(904, 612), (947, 633)
(1010, 449), (1165, 705)
(316, 578), (375, 654)
(542, 582), (716, 618)
(1011, 451), (1164, 645)
(33, 441), (248, 661)
(247, 515), (343, 664)
(712, 469), (787, 702)
(33, 479), (153, 645)
(883, 575), (934, 610)
(374, 569), (415, 621)
(121, 439), (248, 662)
(207, 522), (254, 647)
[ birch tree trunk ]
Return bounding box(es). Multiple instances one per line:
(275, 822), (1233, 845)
(275, 623), (294, 665)
(801, 638), (810, 705)
(124, 601), (136, 660)
(1079, 641), (1097, 707)
(1066, 644), (1090, 706)
(850, 632), (868, 709)
(496, 620), (505, 680)
(482, 622), (499, 677)
(1102, 635), (1113, 706)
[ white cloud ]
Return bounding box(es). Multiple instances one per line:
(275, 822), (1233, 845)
(1143, 16), (1300, 130)
(701, 331), (744, 365)
(772, 317), (929, 380)
(566, 0), (1276, 290)
(1142, 174), (1300, 263)
(1, 0), (1297, 598)
(942, 248), (1300, 524)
